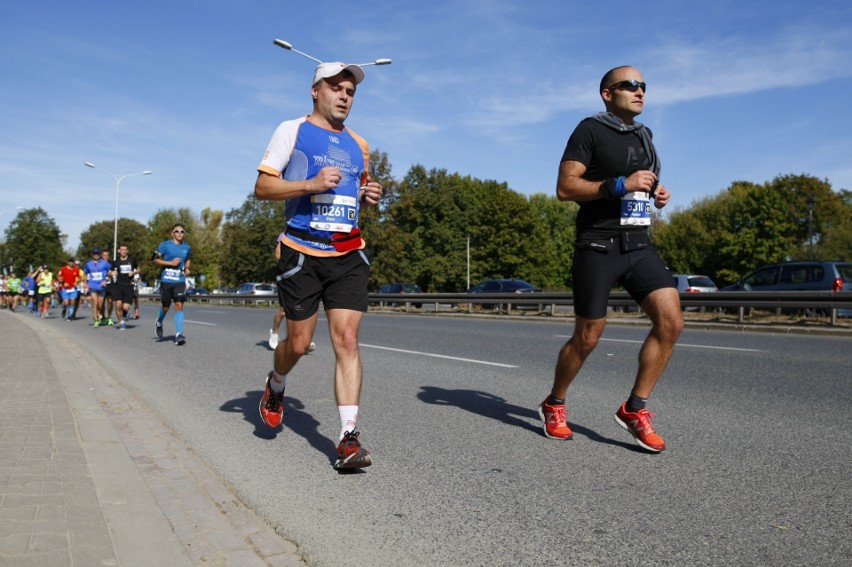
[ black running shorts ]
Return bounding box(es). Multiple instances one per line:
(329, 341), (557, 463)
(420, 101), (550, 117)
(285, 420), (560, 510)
(160, 282), (187, 307)
(275, 246), (371, 321)
(572, 236), (675, 319)
(111, 283), (134, 305)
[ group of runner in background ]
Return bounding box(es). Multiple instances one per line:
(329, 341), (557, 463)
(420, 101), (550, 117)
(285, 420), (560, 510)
(2, 226), (306, 352)
(0, 247), (141, 327)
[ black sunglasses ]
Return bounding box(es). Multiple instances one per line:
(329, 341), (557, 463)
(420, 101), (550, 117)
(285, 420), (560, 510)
(607, 79), (646, 93)
(173, 230), (185, 234)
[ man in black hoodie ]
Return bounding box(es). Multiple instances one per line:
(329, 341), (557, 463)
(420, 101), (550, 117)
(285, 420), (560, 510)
(538, 65), (684, 453)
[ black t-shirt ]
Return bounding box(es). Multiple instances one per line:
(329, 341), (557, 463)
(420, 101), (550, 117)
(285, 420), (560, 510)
(561, 117), (658, 235)
(111, 256), (138, 285)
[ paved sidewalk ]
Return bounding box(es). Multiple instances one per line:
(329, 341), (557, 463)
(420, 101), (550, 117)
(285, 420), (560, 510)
(0, 311), (306, 567)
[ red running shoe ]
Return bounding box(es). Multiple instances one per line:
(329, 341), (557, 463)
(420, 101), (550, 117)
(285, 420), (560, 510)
(614, 402), (666, 452)
(334, 430), (373, 470)
(259, 372), (284, 428)
(538, 399), (573, 440)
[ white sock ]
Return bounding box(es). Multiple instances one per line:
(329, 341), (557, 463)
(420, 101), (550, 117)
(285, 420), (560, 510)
(338, 405), (358, 440)
(270, 370), (286, 393)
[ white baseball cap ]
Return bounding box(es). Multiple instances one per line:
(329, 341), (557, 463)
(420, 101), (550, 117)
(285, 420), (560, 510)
(313, 62), (365, 86)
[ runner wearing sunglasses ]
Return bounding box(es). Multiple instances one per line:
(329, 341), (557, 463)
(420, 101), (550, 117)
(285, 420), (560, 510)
(152, 223), (192, 345)
(538, 66), (683, 452)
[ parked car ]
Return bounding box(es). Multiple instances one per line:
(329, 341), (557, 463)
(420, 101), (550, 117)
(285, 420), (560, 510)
(186, 287), (209, 296)
(376, 283), (423, 308)
(466, 279), (542, 310)
(672, 274), (718, 312)
(720, 261), (851, 292)
(235, 282), (276, 296)
(720, 261), (852, 316)
(673, 274), (718, 293)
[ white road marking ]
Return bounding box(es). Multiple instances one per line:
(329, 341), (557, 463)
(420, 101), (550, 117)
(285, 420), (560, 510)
(360, 344), (518, 368)
(185, 320), (217, 326)
(555, 336), (765, 353)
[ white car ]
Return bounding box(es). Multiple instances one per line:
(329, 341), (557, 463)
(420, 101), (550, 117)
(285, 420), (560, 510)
(672, 274), (718, 293)
(235, 282), (276, 296)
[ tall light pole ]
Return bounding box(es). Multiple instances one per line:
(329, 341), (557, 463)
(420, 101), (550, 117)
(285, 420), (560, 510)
(806, 196), (815, 260)
(466, 234), (471, 290)
(84, 163), (152, 258)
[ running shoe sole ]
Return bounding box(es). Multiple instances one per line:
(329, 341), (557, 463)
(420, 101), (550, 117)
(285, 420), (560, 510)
(333, 452), (373, 470)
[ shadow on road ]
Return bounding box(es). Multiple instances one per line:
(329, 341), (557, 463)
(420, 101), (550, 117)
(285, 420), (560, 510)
(220, 392), (338, 464)
(416, 386), (641, 451)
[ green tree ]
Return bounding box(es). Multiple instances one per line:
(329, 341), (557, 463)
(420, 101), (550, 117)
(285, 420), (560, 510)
(654, 174), (845, 286)
(219, 196), (287, 286)
(394, 167), (468, 291)
(465, 178), (549, 288)
(769, 174), (850, 261)
(528, 193), (578, 290)
(818, 188), (852, 260)
(77, 218), (148, 265)
(2, 207), (65, 274)
(359, 150), (396, 237)
(193, 208), (225, 290)
(369, 166), (561, 292)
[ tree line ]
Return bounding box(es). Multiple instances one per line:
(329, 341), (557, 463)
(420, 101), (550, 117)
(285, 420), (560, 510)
(2, 152), (849, 291)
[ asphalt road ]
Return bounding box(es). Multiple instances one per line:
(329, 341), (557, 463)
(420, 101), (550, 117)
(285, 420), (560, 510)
(36, 303), (852, 566)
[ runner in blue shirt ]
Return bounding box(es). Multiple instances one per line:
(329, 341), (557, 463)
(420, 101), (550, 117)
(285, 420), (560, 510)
(254, 60), (383, 470)
(83, 248), (111, 327)
(21, 274), (36, 314)
(152, 223), (192, 345)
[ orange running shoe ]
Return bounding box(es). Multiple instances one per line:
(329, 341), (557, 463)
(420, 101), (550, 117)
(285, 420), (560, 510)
(259, 372), (284, 428)
(538, 399), (573, 440)
(614, 402), (666, 452)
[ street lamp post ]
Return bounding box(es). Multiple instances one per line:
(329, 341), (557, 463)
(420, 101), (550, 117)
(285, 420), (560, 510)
(84, 163), (152, 258)
(806, 196), (815, 260)
(466, 234), (471, 291)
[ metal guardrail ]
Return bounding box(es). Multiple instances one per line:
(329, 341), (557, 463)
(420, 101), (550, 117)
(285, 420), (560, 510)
(140, 291), (852, 326)
(140, 293), (278, 307)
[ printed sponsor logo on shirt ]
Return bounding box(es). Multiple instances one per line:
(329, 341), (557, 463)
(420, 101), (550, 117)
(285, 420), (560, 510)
(312, 155), (359, 176)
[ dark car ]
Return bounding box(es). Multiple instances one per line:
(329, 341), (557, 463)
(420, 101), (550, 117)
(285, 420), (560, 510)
(721, 261), (852, 316)
(721, 261), (851, 292)
(466, 279), (542, 310)
(186, 287), (209, 296)
(376, 283), (423, 308)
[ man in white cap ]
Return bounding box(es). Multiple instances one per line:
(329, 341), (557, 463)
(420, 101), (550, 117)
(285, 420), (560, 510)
(254, 59), (382, 470)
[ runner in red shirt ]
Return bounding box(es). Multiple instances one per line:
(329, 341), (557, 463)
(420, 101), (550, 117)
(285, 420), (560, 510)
(58, 257), (82, 320)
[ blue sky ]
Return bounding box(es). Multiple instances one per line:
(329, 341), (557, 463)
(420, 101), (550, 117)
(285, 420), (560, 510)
(2, 0), (851, 251)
